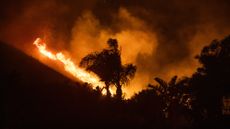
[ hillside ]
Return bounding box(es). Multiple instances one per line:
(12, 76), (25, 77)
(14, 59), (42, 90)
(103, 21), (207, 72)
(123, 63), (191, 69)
(0, 42), (107, 128)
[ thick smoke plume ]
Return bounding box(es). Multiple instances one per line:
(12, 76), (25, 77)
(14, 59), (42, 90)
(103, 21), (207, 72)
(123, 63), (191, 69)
(0, 0), (229, 98)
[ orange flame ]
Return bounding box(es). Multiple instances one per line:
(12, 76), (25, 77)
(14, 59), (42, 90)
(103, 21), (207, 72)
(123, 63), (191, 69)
(33, 38), (112, 95)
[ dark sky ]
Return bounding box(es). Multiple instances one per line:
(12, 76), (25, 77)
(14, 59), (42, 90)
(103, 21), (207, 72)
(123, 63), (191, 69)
(0, 0), (230, 96)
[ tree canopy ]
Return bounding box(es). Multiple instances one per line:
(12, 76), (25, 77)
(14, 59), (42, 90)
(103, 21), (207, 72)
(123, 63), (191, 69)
(80, 38), (136, 99)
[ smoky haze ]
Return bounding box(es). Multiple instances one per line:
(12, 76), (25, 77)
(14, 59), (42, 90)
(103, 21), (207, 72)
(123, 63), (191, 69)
(0, 0), (229, 97)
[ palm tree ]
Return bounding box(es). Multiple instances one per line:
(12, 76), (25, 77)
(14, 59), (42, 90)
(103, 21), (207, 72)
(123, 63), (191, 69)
(80, 38), (136, 99)
(148, 76), (191, 118)
(114, 63), (136, 100)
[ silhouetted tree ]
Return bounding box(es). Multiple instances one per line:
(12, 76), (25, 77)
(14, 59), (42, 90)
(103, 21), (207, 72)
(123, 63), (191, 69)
(148, 76), (192, 118)
(190, 36), (230, 122)
(148, 76), (193, 128)
(80, 38), (136, 100)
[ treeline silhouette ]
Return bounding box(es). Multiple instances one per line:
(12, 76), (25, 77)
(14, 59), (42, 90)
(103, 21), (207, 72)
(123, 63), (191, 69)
(1, 36), (230, 129)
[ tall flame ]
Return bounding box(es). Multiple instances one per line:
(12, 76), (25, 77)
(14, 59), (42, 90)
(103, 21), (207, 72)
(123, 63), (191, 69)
(33, 38), (108, 94)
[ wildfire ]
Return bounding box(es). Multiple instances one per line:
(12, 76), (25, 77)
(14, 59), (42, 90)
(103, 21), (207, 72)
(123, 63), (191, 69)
(33, 38), (111, 95)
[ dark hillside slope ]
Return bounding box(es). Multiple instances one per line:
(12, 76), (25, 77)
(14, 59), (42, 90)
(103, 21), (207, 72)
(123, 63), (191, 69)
(0, 42), (104, 128)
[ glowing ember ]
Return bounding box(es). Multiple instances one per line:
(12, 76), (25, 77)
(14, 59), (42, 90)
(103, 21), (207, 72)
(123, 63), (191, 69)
(33, 38), (111, 95)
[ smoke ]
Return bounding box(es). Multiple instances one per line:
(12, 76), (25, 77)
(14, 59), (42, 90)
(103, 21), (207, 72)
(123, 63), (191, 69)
(70, 8), (157, 97)
(0, 0), (230, 98)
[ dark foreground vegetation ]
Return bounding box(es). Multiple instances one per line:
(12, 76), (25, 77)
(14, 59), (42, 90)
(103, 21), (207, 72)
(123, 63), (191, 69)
(1, 36), (230, 129)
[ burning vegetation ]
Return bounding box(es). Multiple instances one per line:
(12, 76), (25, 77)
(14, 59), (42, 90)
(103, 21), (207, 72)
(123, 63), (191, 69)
(33, 37), (107, 94)
(33, 37), (136, 99)
(1, 0), (230, 129)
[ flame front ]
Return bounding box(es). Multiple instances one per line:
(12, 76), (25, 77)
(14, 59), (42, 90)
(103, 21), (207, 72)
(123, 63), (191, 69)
(33, 38), (108, 94)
